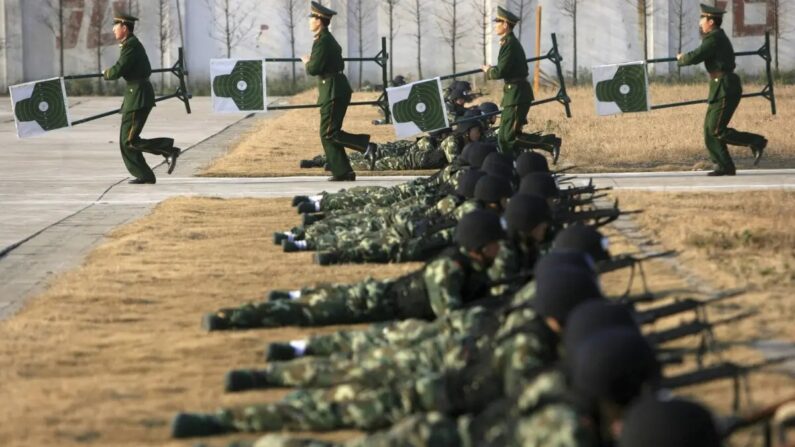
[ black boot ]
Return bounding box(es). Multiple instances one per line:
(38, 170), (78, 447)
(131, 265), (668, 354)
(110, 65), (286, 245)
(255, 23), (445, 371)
(202, 312), (230, 331)
(292, 195), (310, 206)
(265, 343), (299, 361)
(268, 290), (291, 301)
(171, 412), (233, 438)
(225, 369), (274, 392)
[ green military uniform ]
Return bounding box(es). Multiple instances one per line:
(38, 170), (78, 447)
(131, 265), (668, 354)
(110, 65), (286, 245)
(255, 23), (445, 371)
(104, 14), (178, 183)
(677, 4), (766, 175)
(485, 7), (533, 155)
(306, 3), (371, 179)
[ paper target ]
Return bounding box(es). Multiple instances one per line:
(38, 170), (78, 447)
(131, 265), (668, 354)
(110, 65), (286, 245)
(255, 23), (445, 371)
(592, 62), (650, 116)
(9, 77), (71, 138)
(387, 78), (449, 138)
(211, 59), (267, 112)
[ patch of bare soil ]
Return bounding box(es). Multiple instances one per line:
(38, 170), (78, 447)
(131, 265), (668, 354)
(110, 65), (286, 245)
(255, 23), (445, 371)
(201, 83), (794, 176)
(0, 197), (419, 447)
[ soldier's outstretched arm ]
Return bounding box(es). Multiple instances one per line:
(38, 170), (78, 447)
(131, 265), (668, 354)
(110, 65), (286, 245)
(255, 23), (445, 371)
(103, 43), (135, 80)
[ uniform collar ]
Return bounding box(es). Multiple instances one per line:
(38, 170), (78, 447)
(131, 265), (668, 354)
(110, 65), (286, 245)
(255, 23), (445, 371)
(314, 27), (328, 40)
(120, 34), (136, 47)
(499, 31), (514, 46)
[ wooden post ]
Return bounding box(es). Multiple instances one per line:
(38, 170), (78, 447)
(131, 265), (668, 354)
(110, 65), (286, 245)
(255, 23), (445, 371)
(534, 5), (542, 94)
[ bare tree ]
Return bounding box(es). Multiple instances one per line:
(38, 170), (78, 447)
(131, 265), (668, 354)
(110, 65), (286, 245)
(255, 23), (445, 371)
(205, 0), (257, 58)
(350, 0), (374, 89)
(558, 0), (578, 84)
(404, 0), (424, 78)
(382, 0), (401, 79)
(770, 0), (792, 74)
(624, 0), (653, 62)
(40, 0), (66, 77)
(509, 0), (533, 43)
(87, 0), (118, 93)
(472, 0), (489, 65)
(157, 0), (171, 93)
(437, 0), (464, 74)
(279, 0), (301, 86)
(670, 0), (691, 77)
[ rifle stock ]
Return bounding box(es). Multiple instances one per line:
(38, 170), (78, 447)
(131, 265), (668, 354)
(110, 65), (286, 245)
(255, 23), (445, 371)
(647, 310), (757, 345)
(661, 355), (795, 389)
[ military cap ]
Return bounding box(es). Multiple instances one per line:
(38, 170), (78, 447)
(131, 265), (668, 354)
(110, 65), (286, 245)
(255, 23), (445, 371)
(699, 3), (726, 17)
(474, 174), (513, 203)
(113, 11), (139, 25)
(309, 1), (337, 19)
(563, 301), (639, 360)
(505, 193), (550, 234)
(448, 80), (472, 94)
(449, 88), (469, 101)
(533, 263), (602, 324)
(478, 101), (499, 115)
(481, 152), (515, 179)
(572, 328), (660, 406)
(519, 172), (559, 198)
(535, 251), (596, 277)
(455, 168), (487, 199)
(495, 6), (520, 25)
(552, 224), (611, 262)
(456, 109), (483, 134)
(466, 142), (498, 168)
(454, 209), (506, 251)
(516, 151), (550, 176)
(619, 395), (721, 447)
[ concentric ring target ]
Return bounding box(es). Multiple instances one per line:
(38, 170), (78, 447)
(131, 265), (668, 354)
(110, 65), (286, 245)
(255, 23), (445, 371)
(14, 79), (69, 131)
(212, 60), (264, 111)
(392, 80), (446, 132)
(595, 64), (649, 113)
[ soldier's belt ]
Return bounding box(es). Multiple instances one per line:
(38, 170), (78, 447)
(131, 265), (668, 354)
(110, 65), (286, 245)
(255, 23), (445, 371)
(319, 72), (343, 80)
(708, 70), (732, 79)
(504, 77), (529, 84)
(125, 78), (151, 86)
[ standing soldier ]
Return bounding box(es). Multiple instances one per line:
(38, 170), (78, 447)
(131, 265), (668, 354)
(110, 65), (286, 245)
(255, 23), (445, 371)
(481, 7), (561, 162)
(104, 12), (181, 184)
(677, 4), (767, 176)
(302, 2), (376, 181)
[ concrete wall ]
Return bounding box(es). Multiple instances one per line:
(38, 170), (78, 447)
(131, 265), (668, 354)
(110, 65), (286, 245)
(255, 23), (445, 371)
(1, 0), (793, 92)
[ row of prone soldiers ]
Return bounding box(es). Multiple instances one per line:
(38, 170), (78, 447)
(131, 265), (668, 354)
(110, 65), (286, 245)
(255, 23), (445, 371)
(169, 140), (784, 446)
(300, 82), (561, 173)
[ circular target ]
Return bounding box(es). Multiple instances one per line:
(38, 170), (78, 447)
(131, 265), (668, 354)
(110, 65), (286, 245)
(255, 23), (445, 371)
(392, 81), (446, 132)
(594, 64), (648, 113)
(212, 60), (264, 111)
(14, 79), (69, 131)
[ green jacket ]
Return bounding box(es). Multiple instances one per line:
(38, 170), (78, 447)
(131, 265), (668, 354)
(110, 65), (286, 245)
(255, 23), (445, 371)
(486, 31), (533, 107)
(103, 35), (155, 113)
(305, 28), (352, 104)
(678, 28), (737, 102)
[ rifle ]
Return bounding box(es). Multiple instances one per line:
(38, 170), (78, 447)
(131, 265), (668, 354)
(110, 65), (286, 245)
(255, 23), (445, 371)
(661, 355), (795, 389)
(646, 310), (757, 345)
(560, 193), (611, 209)
(634, 290), (744, 325)
(558, 178), (613, 197)
(597, 250), (676, 275)
(719, 394), (795, 438)
(557, 200), (642, 227)
(553, 165), (579, 176)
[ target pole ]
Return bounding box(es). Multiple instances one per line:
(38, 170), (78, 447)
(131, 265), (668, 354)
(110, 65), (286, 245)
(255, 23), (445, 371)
(645, 33), (775, 114)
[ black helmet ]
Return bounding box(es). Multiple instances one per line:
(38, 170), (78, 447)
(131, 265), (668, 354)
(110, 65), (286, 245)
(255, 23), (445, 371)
(519, 172), (559, 198)
(619, 395), (721, 447)
(455, 168), (487, 199)
(481, 153), (515, 179)
(478, 101), (499, 115)
(474, 175), (513, 204)
(533, 261), (603, 325)
(454, 209), (506, 251)
(504, 193), (551, 234)
(516, 151), (550, 176)
(466, 142), (498, 169)
(552, 224), (611, 262)
(456, 109), (483, 134)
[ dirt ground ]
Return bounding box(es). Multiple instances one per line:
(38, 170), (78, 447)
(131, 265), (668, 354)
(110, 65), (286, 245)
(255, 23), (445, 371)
(1, 192), (793, 446)
(201, 82), (794, 177)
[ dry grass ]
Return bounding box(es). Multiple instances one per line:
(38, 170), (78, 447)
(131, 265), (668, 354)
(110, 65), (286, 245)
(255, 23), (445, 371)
(610, 190), (795, 437)
(201, 82), (794, 177)
(0, 197), (419, 447)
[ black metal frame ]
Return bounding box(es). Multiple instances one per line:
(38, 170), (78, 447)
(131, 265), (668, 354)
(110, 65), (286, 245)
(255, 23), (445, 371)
(646, 32), (776, 115)
(265, 37), (391, 123)
(65, 47), (192, 126)
(440, 33), (572, 118)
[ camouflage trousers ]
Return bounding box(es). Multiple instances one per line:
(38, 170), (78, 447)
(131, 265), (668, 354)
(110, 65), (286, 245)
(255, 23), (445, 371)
(301, 306), (494, 358)
(215, 376), (455, 433)
(318, 181), (429, 212)
(214, 278), (397, 329)
(320, 227), (454, 264)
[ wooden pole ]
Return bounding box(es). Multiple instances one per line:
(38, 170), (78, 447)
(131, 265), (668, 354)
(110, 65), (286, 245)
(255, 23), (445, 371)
(534, 5), (542, 94)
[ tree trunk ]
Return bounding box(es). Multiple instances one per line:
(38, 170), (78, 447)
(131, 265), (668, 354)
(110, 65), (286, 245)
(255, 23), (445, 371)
(572, 1), (577, 84)
(388, 2), (394, 80)
(415, 0), (422, 78)
(451, 0), (457, 74)
(290, 2), (297, 85)
(59, 0), (64, 76)
(358, 0), (363, 89)
(225, 0), (232, 58)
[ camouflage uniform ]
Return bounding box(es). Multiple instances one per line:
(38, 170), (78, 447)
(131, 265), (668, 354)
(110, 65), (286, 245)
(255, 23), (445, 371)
(209, 245), (492, 329)
(307, 137), (449, 171)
